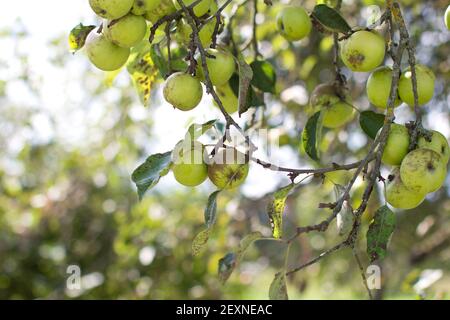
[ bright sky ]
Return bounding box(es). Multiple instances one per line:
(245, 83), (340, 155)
(0, 1), (448, 198)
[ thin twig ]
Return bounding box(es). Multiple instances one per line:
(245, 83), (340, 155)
(252, 0), (260, 60)
(353, 247), (374, 300)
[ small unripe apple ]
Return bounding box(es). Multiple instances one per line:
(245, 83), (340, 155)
(207, 148), (249, 189)
(163, 72), (203, 111)
(340, 30), (385, 72)
(379, 123), (410, 166)
(132, 0), (162, 15)
(310, 84), (355, 129)
(177, 18), (216, 48)
(104, 14), (147, 48)
(398, 64), (435, 106)
(215, 82), (238, 114)
(276, 6), (312, 41)
(445, 5), (450, 30)
(385, 168), (426, 210)
(85, 31), (130, 71)
(418, 130), (450, 164)
(173, 0), (212, 17)
(400, 148), (447, 194)
(322, 101), (355, 129)
(89, 0), (134, 20)
(172, 143), (208, 187)
(366, 66), (401, 109)
(172, 139), (205, 163)
(197, 48), (235, 86)
(144, 0), (176, 23)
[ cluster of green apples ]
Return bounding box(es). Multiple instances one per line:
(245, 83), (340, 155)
(367, 64), (435, 109)
(171, 140), (249, 189)
(339, 27), (436, 110)
(85, 0), (156, 71)
(381, 125), (449, 209)
(84, 0), (239, 113)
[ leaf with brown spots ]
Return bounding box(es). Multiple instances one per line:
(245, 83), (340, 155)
(267, 184), (294, 239)
(127, 43), (159, 106)
(367, 205), (396, 262)
(269, 271), (289, 300)
(218, 232), (263, 284)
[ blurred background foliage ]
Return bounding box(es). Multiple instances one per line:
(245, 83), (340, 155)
(0, 0), (449, 299)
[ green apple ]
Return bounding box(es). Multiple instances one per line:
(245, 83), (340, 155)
(104, 14), (147, 48)
(207, 148), (249, 189)
(276, 6), (312, 41)
(418, 130), (450, 164)
(400, 148), (447, 194)
(85, 31), (130, 71)
(310, 84), (340, 107)
(385, 168), (426, 210)
(379, 123), (410, 166)
(144, 0), (176, 23)
(340, 30), (385, 72)
(89, 0), (134, 19)
(163, 72), (203, 111)
(366, 66), (401, 109)
(197, 48), (235, 86)
(177, 18), (216, 48)
(445, 5), (450, 30)
(132, 0), (162, 15)
(322, 101), (355, 129)
(310, 84), (355, 129)
(173, 0), (212, 17)
(215, 82), (238, 114)
(172, 139), (205, 162)
(398, 64), (435, 106)
(172, 143), (208, 187)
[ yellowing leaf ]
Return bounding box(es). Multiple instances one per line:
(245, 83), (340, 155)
(267, 184), (294, 239)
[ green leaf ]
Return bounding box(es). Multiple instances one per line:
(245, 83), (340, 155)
(359, 111), (385, 139)
(229, 75), (264, 111)
(218, 253), (237, 284)
(68, 24), (96, 52)
(250, 60), (277, 94)
(191, 191), (221, 256)
(186, 119), (217, 141)
(235, 53), (254, 116)
(269, 271), (289, 300)
(131, 152), (172, 200)
(150, 44), (169, 79)
(192, 228), (211, 256)
(127, 43), (159, 106)
(312, 4), (352, 34)
(301, 111), (324, 161)
(267, 184), (294, 239)
(217, 231), (263, 284)
(367, 205), (396, 263)
(204, 190), (220, 228)
(237, 231), (263, 256)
